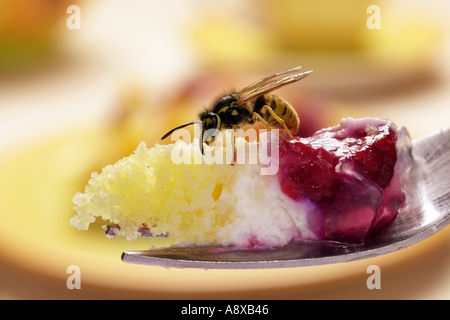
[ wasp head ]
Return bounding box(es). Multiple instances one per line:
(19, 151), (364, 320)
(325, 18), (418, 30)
(199, 111), (221, 146)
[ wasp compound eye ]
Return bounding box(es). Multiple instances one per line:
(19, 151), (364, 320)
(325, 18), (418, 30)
(200, 114), (221, 146)
(206, 116), (216, 130)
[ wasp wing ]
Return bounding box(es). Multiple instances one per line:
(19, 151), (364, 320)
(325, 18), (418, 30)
(235, 67), (312, 107)
(239, 66), (303, 94)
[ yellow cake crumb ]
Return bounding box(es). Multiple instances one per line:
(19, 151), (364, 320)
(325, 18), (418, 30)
(71, 135), (242, 242)
(71, 131), (314, 247)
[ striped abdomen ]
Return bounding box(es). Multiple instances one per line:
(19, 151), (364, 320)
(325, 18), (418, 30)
(250, 94), (299, 133)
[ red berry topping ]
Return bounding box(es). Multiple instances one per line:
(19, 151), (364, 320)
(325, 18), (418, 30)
(277, 118), (405, 243)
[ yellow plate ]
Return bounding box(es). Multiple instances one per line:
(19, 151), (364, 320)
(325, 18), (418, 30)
(1, 128), (449, 299)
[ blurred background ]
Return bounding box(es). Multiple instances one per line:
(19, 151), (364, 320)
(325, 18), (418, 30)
(0, 0), (449, 299)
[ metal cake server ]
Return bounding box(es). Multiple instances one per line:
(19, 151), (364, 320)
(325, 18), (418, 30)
(120, 128), (450, 269)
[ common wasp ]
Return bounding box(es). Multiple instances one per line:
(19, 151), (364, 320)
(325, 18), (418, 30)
(161, 66), (312, 154)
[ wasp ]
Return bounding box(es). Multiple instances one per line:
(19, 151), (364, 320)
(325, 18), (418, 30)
(161, 66), (312, 155)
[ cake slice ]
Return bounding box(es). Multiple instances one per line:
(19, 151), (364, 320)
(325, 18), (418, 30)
(70, 117), (412, 247)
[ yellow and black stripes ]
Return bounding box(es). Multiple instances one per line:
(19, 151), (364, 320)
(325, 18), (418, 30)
(249, 94), (299, 133)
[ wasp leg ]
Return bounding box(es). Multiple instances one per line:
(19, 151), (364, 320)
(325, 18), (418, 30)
(231, 126), (237, 165)
(252, 112), (290, 143)
(260, 105), (295, 140)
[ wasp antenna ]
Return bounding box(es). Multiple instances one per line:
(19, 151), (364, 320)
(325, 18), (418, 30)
(199, 121), (205, 155)
(161, 121), (205, 155)
(161, 121), (196, 140)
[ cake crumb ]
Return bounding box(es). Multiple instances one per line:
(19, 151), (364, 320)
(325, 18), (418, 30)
(365, 124), (378, 135)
